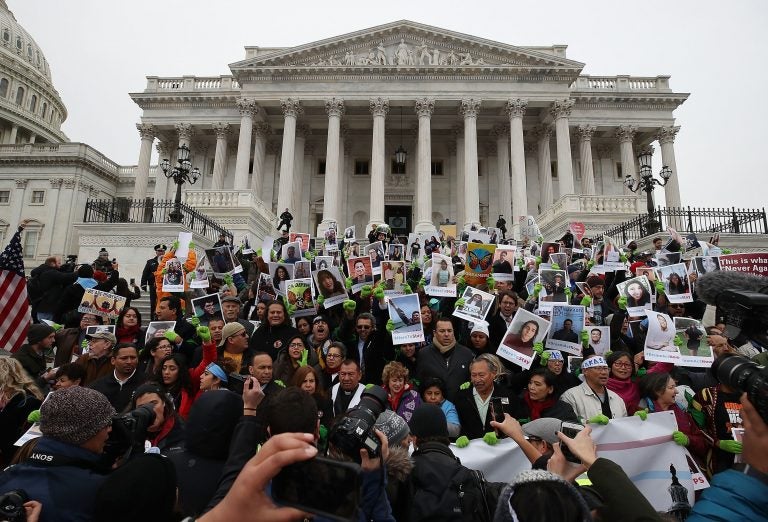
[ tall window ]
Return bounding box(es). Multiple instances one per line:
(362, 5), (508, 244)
(0, 190), (9, 204)
(0, 78), (8, 98)
(41, 101), (47, 118)
(354, 160), (369, 175)
(15, 86), (24, 105)
(430, 160), (444, 176)
(31, 190), (44, 204)
(22, 230), (38, 259)
(317, 159), (326, 175)
(15, 36), (21, 50)
(551, 160), (558, 178)
(2, 29), (9, 43)
(616, 162), (623, 180)
(29, 94), (36, 112)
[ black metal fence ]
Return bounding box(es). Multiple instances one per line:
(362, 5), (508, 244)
(599, 206), (768, 244)
(83, 199), (233, 244)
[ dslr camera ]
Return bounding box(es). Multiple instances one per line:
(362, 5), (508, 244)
(102, 403), (156, 464)
(712, 353), (768, 424)
(329, 385), (388, 462)
(0, 490), (28, 522)
(716, 290), (768, 347)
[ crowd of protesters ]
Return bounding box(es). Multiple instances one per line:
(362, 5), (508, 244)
(0, 218), (766, 522)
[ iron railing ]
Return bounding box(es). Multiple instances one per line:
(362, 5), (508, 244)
(599, 206), (768, 244)
(83, 198), (233, 244)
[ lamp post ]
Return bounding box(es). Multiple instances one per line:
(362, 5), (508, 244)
(160, 144), (200, 223)
(393, 106), (407, 167)
(624, 146), (672, 235)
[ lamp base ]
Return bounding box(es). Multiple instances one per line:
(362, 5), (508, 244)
(645, 218), (660, 235)
(169, 210), (183, 224)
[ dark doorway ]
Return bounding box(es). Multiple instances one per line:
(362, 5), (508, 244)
(385, 205), (411, 237)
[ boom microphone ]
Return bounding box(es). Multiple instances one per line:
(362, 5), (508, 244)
(696, 271), (768, 306)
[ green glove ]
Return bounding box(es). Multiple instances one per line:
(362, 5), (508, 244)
(459, 381), (471, 390)
(483, 432), (499, 446)
(539, 351), (551, 366)
(655, 281), (666, 294)
(722, 248), (732, 254)
(532, 341), (544, 356)
(454, 298), (466, 308)
(50, 322), (63, 332)
(274, 379), (286, 388)
(360, 285), (373, 298)
(197, 326), (211, 342)
(373, 287), (385, 300)
(164, 330), (179, 343)
(535, 256), (542, 266)
(564, 287), (572, 299)
(457, 275), (466, 287)
(188, 241), (195, 249)
(171, 240), (179, 250)
(299, 349), (309, 367)
(580, 295), (592, 307)
(517, 258), (524, 270)
(532, 283), (542, 297)
(486, 276), (495, 290)
(551, 263), (560, 270)
(718, 439), (742, 454)
(386, 319), (395, 333)
(316, 295), (325, 307)
(636, 367), (647, 378)
(536, 236), (544, 244)
(634, 409), (648, 421)
(189, 316), (200, 328)
(588, 414), (610, 425)
(674, 334), (684, 347)
(587, 260), (595, 269)
(672, 430), (689, 446)
(419, 277), (427, 288)
(403, 283), (413, 294)
(581, 329), (589, 347)
(619, 253), (628, 263)
(517, 418), (531, 425)
(319, 424), (328, 442)
(617, 296), (627, 310)
(287, 304), (297, 316)
(188, 272), (196, 281)
(223, 274), (234, 285)
(345, 277), (353, 290)
(27, 409), (41, 423)
(604, 350), (613, 359)
(81, 339), (88, 351)
(456, 436), (470, 448)
(304, 251), (315, 260)
(161, 267), (167, 275)
(409, 260), (419, 270)
(343, 299), (356, 312)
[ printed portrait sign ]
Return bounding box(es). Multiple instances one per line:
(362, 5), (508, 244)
(644, 311), (681, 363)
(145, 321), (176, 344)
(586, 326), (610, 356)
(367, 241), (385, 275)
(656, 263), (692, 304)
(268, 262), (295, 295)
(191, 294), (223, 326)
(387, 294), (425, 345)
(312, 266), (347, 308)
(674, 317), (713, 368)
(693, 256), (721, 276)
(190, 256), (209, 289)
(406, 233), (423, 262)
(426, 253), (456, 297)
(453, 287), (495, 325)
(161, 257), (185, 292)
(256, 272), (277, 302)
(388, 243), (405, 261)
(380, 261), (406, 296)
(617, 276), (653, 316)
(289, 232), (311, 253)
(343, 226), (356, 240)
(492, 245), (517, 280)
(347, 256), (374, 294)
(206, 246), (236, 276)
(285, 278), (315, 317)
(546, 304), (585, 356)
(538, 269), (568, 311)
(78, 288), (127, 319)
(497, 308), (551, 370)
(281, 241), (303, 264)
(85, 325), (115, 337)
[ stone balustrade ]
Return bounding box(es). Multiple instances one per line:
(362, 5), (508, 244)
(145, 75), (241, 92)
(184, 189), (274, 216)
(571, 75), (671, 93)
(536, 193), (644, 239)
(0, 142), (120, 177)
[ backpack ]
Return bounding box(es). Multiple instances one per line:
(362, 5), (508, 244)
(26, 274), (44, 306)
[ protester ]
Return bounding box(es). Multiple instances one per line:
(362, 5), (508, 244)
(115, 306), (145, 349)
(74, 330), (117, 385)
(138, 336), (174, 378)
(331, 359), (366, 416)
(274, 334), (319, 384)
(52, 363), (86, 390)
(416, 317), (474, 402)
(518, 368), (578, 422)
(319, 342), (345, 390)
(128, 383), (185, 454)
(381, 361), (422, 423)
(12, 323), (56, 387)
(419, 377), (461, 438)
(29, 256), (77, 322)
(290, 364), (333, 429)
(0, 358), (43, 466)
(89, 343), (145, 411)
(560, 356), (628, 424)
(53, 312), (101, 367)
(249, 300), (299, 360)
(606, 351), (672, 415)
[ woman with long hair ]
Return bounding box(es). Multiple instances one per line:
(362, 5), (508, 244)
(272, 265), (290, 290)
(114, 278), (141, 308)
(291, 365), (333, 428)
(250, 300), (299, 361)
(667, 272), (689, 295)
(115, 306), (145, 349)
(138, 337), (173, 378)
(381, 361), (421, 423)
(606, 351), (672, 415)
(153, 332), (216, 418)
(198, 359), (238, 393)
(274, 335), (319, 384)
(0, 358), (43, 466)
(518, 368), (577, 422)
(316, 269), (346, 298)
(319, 342), (345, 391)
(419, 304), (436, 347)
(624, 281), (651, 308)
(128, 383), (184, 454)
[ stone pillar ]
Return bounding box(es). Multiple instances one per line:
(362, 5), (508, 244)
(550, 99), (575, 196)
(292, 124), (309, 225)
(369, 97), (389, 228)
(132, 123), (155, 200)
(321, 98), (343, 229)
(153, 143), (170, 201)
(233, 98), (258, 190)
(211, 123), (230, 190)
(43, 178), (62, 256)
(493, 123), (511, 225)
(534, 125), (554, 211)
(616, 125), (637, 190)
(415, 98), (435, 233)
(460, 98), (481, 230)
(656, 126), (682, 208)
(339, 131), (350, 226)
(577, 125), (596, 195)
(10, 178), (26, 224)
(453, 126), (465, 228)
(277, 98), (302, 218)
(28, 134), (35, 144)
(506, 98), (528, 227)
(7, 124), (17, 144)
(251, 123), (270, 200)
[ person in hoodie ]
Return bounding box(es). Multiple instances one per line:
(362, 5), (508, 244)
(167, 390), (243, 517)
(54, 264), (119, 323)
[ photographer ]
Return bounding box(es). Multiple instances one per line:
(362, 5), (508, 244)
(0, 387), (116, 521)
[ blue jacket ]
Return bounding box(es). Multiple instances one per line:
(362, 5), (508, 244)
(688, 468), (768, 521)
(0, 437), (109, 522)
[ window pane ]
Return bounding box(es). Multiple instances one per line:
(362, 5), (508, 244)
(23, 230), (38, 259)
(0, 190), (9, 203)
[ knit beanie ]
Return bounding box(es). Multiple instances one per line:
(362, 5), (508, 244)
(408, 403), (448, 438)
(375, 410), (410, 447)
(28, 323), (55, 344)
(40, 387), (115, 446)
(494, 469), (593, 522)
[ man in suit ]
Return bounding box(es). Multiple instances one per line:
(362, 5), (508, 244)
(140, 244), (166, 320)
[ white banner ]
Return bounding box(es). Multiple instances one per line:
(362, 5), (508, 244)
(452, 412), (699, 512)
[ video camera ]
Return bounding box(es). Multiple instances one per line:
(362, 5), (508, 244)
(102, 403), (156, 465)
(712, 354), (768, 424)
(0, 490), (28, 522)
(716, 290), (768, 347)
(329, 385), (388, 462)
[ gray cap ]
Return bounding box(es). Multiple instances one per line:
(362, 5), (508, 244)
(85, 330), (117, 345)
(521, 417), (563, 445)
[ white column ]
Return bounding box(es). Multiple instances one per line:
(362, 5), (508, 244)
(453, 125), (465, 228)
(656, 126), (682, 208)
(43, 178), (62, 256)
(595, 145), (613, 195)
(616, 125), (637, 191)
(28, 134), (35, 144)
(415, 98), (435, 233)
(506, 98), (528, 227)
(550, 99), (575, 196)
(211, 123), (230, 190)
(321, 98), (343, 230)
(233, 99), (257, 190)
(369, 97), (388, 228)
(534, 125), (554, 211)
(10, 179), (27, 225)
(132, 123), (155, 200)
(153, 143), (170, 200)
(493, 123), (511, 224)
(339, 130), (349, 226)
(291, 124), (309, 225)
(50, 179), (74, 255)
(277, 99), (302, 217)
(7, 124), (17, 144)
(524, 142), (539, 217)
(577, 125), (597, 195)
(251, 122), (270, 200)
(460, 98), (481, 230)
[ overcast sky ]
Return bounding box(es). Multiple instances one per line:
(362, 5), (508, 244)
(11, 1), (768, 208)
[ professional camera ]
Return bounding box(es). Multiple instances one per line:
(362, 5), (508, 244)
(103, 403), (156, 464)
(329, 385), (388, 462)
(0, 489), (29, 522)
(716, 290), (768, 347)
(712, 354), (768, 424)
(225, 372), (248, 394)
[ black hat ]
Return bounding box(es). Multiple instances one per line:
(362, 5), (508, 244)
(313, 315), (329, 325)
(408, 404), (448, 438)
(154, 244), (167, 251)
(27, 323), (55, 344)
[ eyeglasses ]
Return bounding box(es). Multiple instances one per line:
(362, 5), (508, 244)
(326, 353), (342, 359)
(289, 343), (305, 348)
(613, 362), (633, 369)
(356, 325), (372, 330)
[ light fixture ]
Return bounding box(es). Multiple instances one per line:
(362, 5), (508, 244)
(625, 147), (674, 235)
(160, 144), (200, 223)
(394, 106), (407, 167)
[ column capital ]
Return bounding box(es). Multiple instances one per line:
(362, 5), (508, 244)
(62, 178), (76, 190)
(325, 97), (345, 117)
(655, 125), (680, 145)
(295, 123), (312, 140)
(492, 123), (510, 138)
(504, 98), (528, 119)
(212, 122), (231, 139)
(459, 98), (481, 118)
(49, 177), (63, 189)
(175, 123), (194, 140)
(136, 123), (155, 140)
(615, 125), (637, 144)
(414, 97), (435, 118)
(77, 181), (93, 193)
(576, 124), (596, 142)
(280, 98), (303, 118)
(549, 99), (574, 119)
(253, 122), (272, 138)
(14, 178), (27, 189)
(532, 124), (553, 142)
(236, 98), (259, 117)
(369, 97), (389, 117)
(156, 142), (171, 156)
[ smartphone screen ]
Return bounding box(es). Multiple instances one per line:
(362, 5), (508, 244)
(490, 398), (505, 423)
(272, 456), (362, 521)
(560, 421), (584, 463)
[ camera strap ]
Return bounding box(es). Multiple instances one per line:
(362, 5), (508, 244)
(24, 450), (109, 473)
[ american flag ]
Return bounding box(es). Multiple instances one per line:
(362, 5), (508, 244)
(0, 227), (30, 352)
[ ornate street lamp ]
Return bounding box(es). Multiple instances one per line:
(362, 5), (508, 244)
(624, 146), (672, 235)
(393, 106), (407, 167)
(161, 144), (200, 223)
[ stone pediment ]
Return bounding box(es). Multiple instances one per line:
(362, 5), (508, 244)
(230, 20), (584, 73)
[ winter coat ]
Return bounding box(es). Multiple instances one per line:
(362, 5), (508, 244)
(74, 353), (113, 386)
(607, 361), (673, 415)
(0, 392), (41, 467)
(384, 385), (422, 423)
(249, 322), (299, 361)
(89, 371), (147, 412)
(12, 344), (46, 383)
(31, 264), (77, 313)
(153, 249), (197, 313)
(384, 446), (414, 522)
(54, 270), (119, 322)
(54, 327), (86, 367)
(560, 381), (628, 423)
(688, 468), (768, 522)
(454, 383), (524, 440)
(415, 343), (474, 402)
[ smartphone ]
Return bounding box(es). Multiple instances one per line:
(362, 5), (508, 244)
(272, 456), (362, 521)
(560, 421), (585, 463)
(490, 398), (506, 423)
(129, 278), (135, 285)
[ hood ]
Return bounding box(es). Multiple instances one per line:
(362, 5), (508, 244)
(184, 390), (243, 459)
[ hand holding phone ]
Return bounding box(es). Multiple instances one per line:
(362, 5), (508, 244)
(242, 376), (265, 410)
(558, 422), (585, 463)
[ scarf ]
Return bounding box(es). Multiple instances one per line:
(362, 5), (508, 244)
(386, 384), (410, 412)
(149, 416), (176, 447)
(523, 391), (557, 421)
(432, 336), (457, 354)
(116, 324), (141, 343)
(77, 277), (98, 289)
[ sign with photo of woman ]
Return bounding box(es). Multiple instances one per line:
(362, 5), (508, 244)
(497, 308), (551, 370)
(256, 272), (277, 302)
(644, 310), (681, 363)
(655, 263), (692, 303)
(425, 253), (456, 297)
(366, 241), (385, 275)
(312, 266), (347, 308)
(617, 275), (653, 316)
(452, 286), (495, 324)
(380, 260), (406, 296)
(268, 262), (294, 295)
(190, 257), (209, 289)
(387, 294), (425, 345)
(693, 256), (721, 276)
(538, 269), (568, 311)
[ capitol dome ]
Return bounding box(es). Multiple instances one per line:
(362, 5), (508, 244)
(0, 0), (66, 144)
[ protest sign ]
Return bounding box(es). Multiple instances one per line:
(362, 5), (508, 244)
(519, 215), (541, 243)
(644, 311), (681, 363)
(175, 232), (193, 261)
(586, 326), (610, 356)
(497, 308), (551, 370)
(312, 267), (347, 308)
(289, 232), (310, 253)
(692, 256), (720, 276)
(347, 256), (373, 294)
(656, 263), (692, 303)
(425, 253), (456, 297)
(191, 294), (222, 326)
(492, 245), (516, 280)
(538, 269), (568, 312)
(366, 241), (385, 275)
(546, 304), (585, 355)
(380, 261), (406, 296)
(464, 242), (495, 287)
(145, 321), (176, 343)
(78, 288), (126, 319)
(206, 246), (236, 276)
(453, 286), (494, 324)
(285, 278), (314, 317)
(719, 252), (768, 276)
(161, 257), (185, 292)
(387, 294), (425, 345)
(617, 276), (653, 316)
(190, 257), (209, 289)
(674, 317), (713, 367)
(269, 262), (294, 295)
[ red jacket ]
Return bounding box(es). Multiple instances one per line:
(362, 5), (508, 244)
(178, 340), (217, 419)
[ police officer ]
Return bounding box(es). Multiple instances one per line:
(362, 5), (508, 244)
(141, 243), (166, 320)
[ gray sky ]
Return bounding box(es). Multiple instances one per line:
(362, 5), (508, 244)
(11, 0), (768, 209)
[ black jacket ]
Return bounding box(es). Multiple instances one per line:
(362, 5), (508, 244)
(140, 256), (160, 292)
(339, 316), (396, 385)
(12, 344), (46, 384)
(54, 270), (119, 323)
(249, 323), (299, 361)
(453, 383), (524, 440)
(415, 344), (474, 402)
(89, 371), (147, 412)
(517, 398), (579, 423)
(31, 264), (77, 313)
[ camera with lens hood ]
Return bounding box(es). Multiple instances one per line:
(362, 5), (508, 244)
(329, 385), (388, 461)
(712, 353), (768, 424)
(103, 403), (156, 464)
